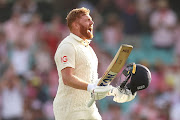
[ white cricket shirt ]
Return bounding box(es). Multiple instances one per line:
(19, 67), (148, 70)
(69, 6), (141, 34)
(53, 33), (101, 120)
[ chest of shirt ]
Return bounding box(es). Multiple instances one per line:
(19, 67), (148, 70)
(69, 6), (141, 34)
(75, 44), (98, 68)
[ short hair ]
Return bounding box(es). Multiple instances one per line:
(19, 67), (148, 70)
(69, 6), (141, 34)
(66, 7), (90, 30)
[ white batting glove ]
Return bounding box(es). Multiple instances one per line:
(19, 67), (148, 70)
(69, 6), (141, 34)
(108, 86), (136, 103)
(87, 84), (112, 100)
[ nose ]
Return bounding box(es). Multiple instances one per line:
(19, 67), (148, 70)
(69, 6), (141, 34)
(91, 20), (94, 25)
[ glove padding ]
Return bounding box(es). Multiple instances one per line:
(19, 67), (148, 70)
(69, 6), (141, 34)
(88, 84), (112, 100)
(108, 86), (136, 103)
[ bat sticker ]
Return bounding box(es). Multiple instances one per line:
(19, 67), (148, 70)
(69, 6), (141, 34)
(100, 71), (117, 86)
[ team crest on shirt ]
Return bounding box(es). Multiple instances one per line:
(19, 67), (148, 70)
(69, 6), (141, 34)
(61, 56), (68, 63)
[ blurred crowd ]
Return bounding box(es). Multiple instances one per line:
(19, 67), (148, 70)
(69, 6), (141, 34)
(0, 0), (180, 120)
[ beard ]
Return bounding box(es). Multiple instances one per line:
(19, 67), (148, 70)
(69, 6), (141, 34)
(79, 24), (93, 39)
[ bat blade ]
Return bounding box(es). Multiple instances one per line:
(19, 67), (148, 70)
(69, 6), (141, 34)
(98, 44), (133, 86)
(87, 44), (133, 107)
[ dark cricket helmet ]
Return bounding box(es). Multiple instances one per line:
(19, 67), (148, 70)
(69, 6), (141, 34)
(120, 63), (151, 95)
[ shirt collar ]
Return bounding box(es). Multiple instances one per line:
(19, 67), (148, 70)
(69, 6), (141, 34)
(70, 33), (91, 46)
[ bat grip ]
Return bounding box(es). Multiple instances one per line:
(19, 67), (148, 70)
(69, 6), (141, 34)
(87, 97), (95, 107)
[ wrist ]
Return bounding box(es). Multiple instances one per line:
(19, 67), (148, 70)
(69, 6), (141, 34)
(87, 84), (96, 92)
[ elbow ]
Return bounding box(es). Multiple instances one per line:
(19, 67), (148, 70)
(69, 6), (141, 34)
(61, 67), (74, 86)
(62, 75), (72, 86)
(63, 79), (69, 86)
(62, 76), (69, 86)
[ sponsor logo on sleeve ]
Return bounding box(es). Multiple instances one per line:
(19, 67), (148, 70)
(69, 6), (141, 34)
(61, 56), (68, 63)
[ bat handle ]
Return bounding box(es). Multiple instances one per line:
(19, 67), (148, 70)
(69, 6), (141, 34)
(87, 97), (95, 107)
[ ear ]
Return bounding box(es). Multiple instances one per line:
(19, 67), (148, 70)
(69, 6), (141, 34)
(72, 22), (79, 30)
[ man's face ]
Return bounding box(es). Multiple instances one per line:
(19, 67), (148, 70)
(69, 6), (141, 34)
(77, 14), (94, 39)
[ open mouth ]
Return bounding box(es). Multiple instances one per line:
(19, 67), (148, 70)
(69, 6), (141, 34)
(88, 27), (92, 32)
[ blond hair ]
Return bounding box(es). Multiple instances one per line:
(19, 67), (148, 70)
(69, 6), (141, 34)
(66, 7), (90, 30)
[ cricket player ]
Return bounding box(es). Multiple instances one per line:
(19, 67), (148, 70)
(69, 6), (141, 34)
(53, 7), (112, 120)
(53, 7), (147, 120)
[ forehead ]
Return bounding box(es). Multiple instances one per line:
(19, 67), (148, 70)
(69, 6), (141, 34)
(79, 14), (92, 20)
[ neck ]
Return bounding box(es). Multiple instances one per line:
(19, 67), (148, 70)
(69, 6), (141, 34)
(71, 30), (86, 40)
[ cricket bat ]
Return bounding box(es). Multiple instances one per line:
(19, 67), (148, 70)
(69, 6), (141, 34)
(87, 44), (133, 107)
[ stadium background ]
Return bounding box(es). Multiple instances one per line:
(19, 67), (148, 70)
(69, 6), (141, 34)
(0, 0), (180, 120)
